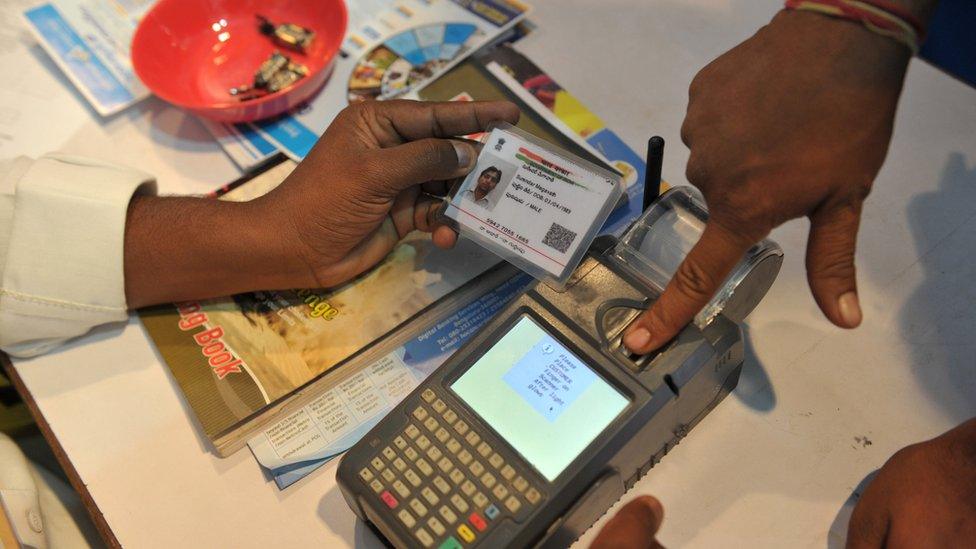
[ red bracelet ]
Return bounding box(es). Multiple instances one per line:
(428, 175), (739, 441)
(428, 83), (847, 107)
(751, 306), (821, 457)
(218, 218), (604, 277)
(855, 0), (926, 39)
(785, 0), (926, 53)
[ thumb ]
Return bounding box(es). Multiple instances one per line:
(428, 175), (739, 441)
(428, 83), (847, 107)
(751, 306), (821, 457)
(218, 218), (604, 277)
(624, 222), (752, 354)
(805, 202), (863, 328)
(590, 496), (665, 549)
(372, 138), (477, 194)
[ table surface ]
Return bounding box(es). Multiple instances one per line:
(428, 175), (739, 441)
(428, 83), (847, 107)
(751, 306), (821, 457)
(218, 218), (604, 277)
(4, 0), (976, 547)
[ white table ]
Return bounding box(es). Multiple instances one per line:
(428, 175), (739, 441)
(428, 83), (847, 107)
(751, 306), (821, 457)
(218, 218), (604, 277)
(5, 0), (976, 547)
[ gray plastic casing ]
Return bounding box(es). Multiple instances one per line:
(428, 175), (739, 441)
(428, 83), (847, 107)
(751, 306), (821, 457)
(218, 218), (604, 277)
(336, 187), (783, 548)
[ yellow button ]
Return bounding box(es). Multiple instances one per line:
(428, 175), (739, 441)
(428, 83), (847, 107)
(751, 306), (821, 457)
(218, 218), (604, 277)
(435, 427), (450, 442)
(449, 469), (465, 485)
(457, 524), (476, 543)
(477, 442), (492, 457)
(505, 496), (522, 513)
(500, 464), (516, 480)
(513, 476), (529, 492)
(433, 476), (451, 494)
(405, 469), (422, 487)
(446, 438), (462, 453)
(472, 492), (488, 508)
(439, 505), (458, 524)
(443, 409), (458, 423)
(428, 516), (446, 536)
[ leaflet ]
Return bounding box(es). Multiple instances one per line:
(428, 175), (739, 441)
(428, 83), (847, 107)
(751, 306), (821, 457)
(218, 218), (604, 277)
(443, 123), (622, 285)
(22, 0), (151, 116)
(247, 272), (533, 489)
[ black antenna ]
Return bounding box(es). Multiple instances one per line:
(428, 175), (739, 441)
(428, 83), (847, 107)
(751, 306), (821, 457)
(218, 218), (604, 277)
(642, 136), (665, 212)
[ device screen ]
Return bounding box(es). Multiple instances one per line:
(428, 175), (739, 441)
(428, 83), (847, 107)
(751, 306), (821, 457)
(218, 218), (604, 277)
(451, 316), (629, 481)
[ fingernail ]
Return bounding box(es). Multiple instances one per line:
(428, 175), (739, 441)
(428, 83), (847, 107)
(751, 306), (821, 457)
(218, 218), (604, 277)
(624, 327), (651, 351)
(452, 141), (473, 170)
(837, 291), (862, 328)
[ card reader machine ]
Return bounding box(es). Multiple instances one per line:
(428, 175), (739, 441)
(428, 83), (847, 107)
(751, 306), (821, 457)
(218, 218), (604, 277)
(337, 186), (783, 548)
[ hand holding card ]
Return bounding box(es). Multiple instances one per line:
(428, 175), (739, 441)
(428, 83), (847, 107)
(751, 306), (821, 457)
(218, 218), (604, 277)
(442, 123), (623, 286)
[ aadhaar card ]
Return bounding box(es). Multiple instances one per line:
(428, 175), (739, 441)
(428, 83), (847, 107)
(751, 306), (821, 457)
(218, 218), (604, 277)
(443, 123), (622, 286)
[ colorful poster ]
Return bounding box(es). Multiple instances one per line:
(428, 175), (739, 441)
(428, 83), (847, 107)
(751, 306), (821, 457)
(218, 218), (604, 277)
(253, 0), (530, 160)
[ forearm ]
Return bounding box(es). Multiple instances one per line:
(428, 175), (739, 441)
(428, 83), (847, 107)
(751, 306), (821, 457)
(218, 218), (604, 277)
(123, 195), (312, 308)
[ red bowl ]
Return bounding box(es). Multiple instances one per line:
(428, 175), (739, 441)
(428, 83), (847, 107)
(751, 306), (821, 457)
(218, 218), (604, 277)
(132, 0), (346, 122)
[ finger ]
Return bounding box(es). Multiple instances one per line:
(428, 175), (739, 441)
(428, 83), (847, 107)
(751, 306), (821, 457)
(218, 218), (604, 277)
(389, 186), (421, 239)
(806, 201), (863, 328)
(624, 222), (752, 354)
(591, 496), (665, 549)
(389, 189), (454, 244)
(422, 179), (451, 196)
(372, 138), (478, 194)
(413, 195), (446, 233)
(845, 479), (890, 548)
(370, 100), (520, 144)
(432, 226), (457, 249)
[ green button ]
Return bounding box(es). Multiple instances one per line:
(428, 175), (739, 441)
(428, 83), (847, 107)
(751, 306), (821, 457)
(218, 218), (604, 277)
(438, 536), (463, 549)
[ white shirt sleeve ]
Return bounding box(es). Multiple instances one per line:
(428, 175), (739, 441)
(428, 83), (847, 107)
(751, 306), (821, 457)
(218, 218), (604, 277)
(0, 154), (156, 358)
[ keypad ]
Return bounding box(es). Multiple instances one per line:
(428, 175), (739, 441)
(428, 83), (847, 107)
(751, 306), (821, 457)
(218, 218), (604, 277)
(359, 392), (542, 547)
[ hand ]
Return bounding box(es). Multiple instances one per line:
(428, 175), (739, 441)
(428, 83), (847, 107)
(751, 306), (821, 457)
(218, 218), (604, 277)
(124, 100), (518, 307)
(847, 418), (976, 547)
(623, 10), (913, 353)
(590, 496), (665, 549)
(257, 99), (518, 288)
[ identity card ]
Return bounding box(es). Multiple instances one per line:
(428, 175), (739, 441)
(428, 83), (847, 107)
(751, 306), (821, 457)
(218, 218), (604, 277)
(443, 123), (622, 286)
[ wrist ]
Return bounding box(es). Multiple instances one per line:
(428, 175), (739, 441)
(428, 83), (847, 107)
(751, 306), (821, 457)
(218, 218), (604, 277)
(773, 8), (913, 68)
(123, 195), (313, 308)
(782, 0), (939, 53)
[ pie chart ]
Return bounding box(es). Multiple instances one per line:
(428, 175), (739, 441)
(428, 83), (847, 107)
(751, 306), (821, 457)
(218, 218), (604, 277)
(348, 22), (482, 103)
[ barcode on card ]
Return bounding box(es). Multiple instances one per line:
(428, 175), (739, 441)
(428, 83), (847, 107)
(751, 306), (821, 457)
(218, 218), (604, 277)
(542, 222), (578, 254)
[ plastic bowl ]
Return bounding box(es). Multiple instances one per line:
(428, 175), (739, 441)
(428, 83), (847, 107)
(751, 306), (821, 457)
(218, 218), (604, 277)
(132, 0), (346, 122)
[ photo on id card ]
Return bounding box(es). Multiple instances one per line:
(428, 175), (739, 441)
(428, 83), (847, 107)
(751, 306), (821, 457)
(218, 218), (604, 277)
(442, 122), (622, 286)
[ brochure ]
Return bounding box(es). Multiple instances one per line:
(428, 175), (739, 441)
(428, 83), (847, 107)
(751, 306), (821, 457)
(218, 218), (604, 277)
(22, 0), (152, 116)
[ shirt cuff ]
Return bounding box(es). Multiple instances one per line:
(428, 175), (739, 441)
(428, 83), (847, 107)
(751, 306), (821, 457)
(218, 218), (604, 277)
(0, 154), (156, 357)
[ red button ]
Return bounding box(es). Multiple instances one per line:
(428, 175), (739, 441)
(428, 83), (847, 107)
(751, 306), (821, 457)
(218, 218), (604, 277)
(469, 512), (487, 532)
(380, 491), (398, 509)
